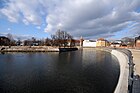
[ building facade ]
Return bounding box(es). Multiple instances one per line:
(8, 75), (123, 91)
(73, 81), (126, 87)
(96, 38), (109, 47)
(110, 40), (123, 47)
(135, 36), (140, 48)
(83, 40), (96, 47)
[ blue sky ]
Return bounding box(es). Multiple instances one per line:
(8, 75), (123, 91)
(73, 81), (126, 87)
(0, 18), (48, 39)
(0, 0), (140, 40)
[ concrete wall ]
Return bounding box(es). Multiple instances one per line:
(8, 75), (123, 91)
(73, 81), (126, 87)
(111, 50), (129, 93)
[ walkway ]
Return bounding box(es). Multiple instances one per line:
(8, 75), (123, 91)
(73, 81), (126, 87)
(129, 49), (140, 75)
(129, 49), (140, 93)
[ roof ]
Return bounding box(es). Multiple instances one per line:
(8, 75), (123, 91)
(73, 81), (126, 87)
(84, 40), (96, 42)
(97, 38), (105, 41)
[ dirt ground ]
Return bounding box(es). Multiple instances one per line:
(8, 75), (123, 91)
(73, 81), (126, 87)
(129, 49), (140, 75)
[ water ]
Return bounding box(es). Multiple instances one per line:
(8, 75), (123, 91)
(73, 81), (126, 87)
(0, 49), (120, 93)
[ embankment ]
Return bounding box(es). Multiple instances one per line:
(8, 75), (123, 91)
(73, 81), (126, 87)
(0, 46), (59, 52)
(0, 46), (79, 52)
(111, 49), (129, 93)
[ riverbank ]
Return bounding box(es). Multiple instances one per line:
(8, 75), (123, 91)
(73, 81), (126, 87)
(0, 46), (80, 52)
(0, 46), (59, 52)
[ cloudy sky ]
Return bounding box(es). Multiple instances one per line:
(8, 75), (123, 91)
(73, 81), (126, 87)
(0, 0), (140, 40)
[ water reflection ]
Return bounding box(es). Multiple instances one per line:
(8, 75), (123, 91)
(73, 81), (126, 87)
(0, 49), (120, 93)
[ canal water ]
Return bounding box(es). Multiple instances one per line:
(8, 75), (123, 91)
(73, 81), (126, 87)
(0, 49), (120, 93)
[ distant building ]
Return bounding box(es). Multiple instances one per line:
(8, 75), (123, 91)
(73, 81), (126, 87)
(96, 38), (109, 47)
(0, 36), (10, 46)
(80, 36), (84, 47)
(67, 39), (77, 47)
(83, 40), (96, 47)
(75, 40), (80, 46)
(135, 36), (140, 48)
(121, 37), (134, 47)
(110, 40), (123, 47)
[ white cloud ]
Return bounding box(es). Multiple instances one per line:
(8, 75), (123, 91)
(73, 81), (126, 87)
(22, 19), (29, 25)
(7, 28), (11, 31)
(0, 0), (43, 25)
(1, 0), (140, 38)
(0, 3), (20, 22)
(0, 32), (32, 40)
(44, 0), (140, 38)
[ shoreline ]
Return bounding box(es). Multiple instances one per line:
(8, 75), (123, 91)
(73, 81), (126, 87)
(0, 46), (80, 52)
(0, 46), (59, 52)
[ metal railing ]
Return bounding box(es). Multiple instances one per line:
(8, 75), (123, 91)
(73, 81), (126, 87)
(128, 55), (135, 93)
(114, 48), (135, 93)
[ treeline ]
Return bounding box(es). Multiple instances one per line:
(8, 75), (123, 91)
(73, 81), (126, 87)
(0, 30), (79, 47)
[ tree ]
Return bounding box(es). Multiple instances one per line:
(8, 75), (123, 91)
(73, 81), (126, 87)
(7, 33), (14, 41)
(51, 30), (73, 47)
(6, 33), (16, 46)
(121, 37), (135, 47)
(17, 38), (21, 46)
(45, 38), (51, 46)
(31, 37), (36, 43)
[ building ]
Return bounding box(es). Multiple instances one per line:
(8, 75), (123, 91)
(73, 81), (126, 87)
(96, 38), (109, 47)
(135, 36), (140, 48)
(66, 39), (78, 47)
(110, 40), (123, 47)
(0, 36), (10, 46)
(80, 36), (84, 47)
(83, 40), (96, 47)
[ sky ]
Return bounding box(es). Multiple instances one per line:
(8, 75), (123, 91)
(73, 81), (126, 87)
(0, 0), (140, 40)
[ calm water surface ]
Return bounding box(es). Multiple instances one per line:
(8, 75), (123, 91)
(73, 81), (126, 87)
(0, 49), (120, 93)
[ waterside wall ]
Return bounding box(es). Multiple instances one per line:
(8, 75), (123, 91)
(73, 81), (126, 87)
(0, 46), (59, 52)
(0, 46), (79, 52)
(111, 50), (129, 93)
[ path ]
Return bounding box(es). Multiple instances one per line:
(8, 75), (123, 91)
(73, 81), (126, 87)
(129, 49), (140, 93)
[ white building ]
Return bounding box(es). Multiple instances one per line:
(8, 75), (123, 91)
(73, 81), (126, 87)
(110, 40), (123, 47)
(83, 40), (96, 47)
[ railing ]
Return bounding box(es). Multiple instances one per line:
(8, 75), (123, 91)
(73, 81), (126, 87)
(116, 49), (135, 93)
(128, 55), (135, 93)
(113, 48), (135, 93)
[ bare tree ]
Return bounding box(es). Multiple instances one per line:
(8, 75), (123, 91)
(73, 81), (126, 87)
(121, 37), (135, 47)
(17, 38), (21, 46)
(45, 38), (51, 46)
(51, 30), (73, 47)
(6, 33), (16, 46)
(6, 33), (14, 41)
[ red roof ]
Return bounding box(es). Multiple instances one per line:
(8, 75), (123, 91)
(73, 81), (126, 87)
(97, 38), (105, 41)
